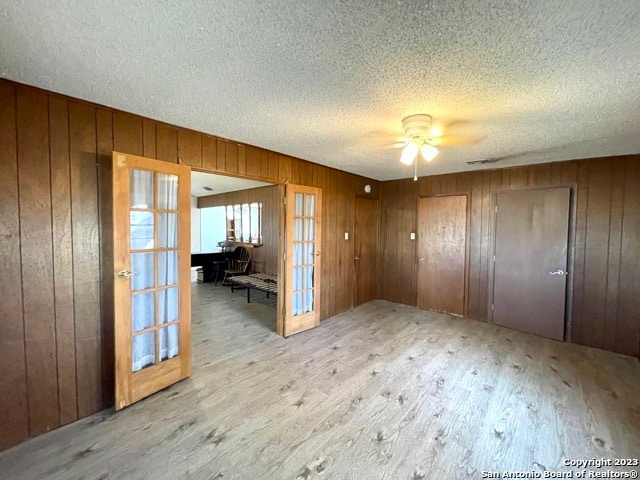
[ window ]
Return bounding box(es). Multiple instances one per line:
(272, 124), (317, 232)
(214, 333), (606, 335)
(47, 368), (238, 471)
(225, 202), (262, 244)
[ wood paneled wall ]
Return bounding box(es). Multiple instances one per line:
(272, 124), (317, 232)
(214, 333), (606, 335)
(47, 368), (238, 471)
(379, 157), (640, 358)
(198, 186), (280, 275)
(0, 79), (379, 451)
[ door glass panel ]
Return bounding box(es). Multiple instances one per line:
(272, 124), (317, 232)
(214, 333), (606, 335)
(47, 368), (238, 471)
(294, 242), (303, 266)
(132, 331), (155, 372)
(158, 213), (178, 248)
(158, 173), (178, 210)
(305, 219), (314, 241)
(159, 324), (179, 361)
(293, 266), (303, 291)
(132, 292), (155, 332)
(304, 266), (315, 290)
(305, 288), (314, 313)
(130, 169), (154, 208)
(305, 194), (315, 217)
(158, 250), (178, 286)
(158, 287), (179, 324)
(293, 291), (303, 316)
(131, 253), (154, 290)
(294, 193), (304, 216)
(130, 211), (154, 250)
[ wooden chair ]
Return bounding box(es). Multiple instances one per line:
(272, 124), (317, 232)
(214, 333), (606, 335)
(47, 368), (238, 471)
(222, 246), (252, 286)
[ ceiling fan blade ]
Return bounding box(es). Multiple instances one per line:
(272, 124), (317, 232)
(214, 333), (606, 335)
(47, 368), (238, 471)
(391, 138), (409, 148)
(431, 134), (486, 146)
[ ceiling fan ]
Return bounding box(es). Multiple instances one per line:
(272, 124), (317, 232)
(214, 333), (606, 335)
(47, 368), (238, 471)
(394, 114), (483, 180)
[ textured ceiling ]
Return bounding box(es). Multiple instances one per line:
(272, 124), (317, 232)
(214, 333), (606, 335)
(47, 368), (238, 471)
(191, 171), (271, 197)
(1, 1), (639, 180)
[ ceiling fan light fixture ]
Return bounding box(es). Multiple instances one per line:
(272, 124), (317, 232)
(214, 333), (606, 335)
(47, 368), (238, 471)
(400, 142), (419, 165)
(420, 144), (439, 162)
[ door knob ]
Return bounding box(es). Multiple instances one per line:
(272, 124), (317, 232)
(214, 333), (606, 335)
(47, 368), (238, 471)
(549, 270), (567, 276)
(354, 257), (360, 260)
(418, 257), (424, 262)
(118, 269), (133, 278)
(314, 251), (321, 256)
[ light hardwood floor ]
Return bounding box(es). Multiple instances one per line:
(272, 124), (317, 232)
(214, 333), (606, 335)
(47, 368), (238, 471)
(1, 283), (639, 479)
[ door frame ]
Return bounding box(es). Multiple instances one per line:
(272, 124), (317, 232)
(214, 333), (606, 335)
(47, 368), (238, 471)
(487, 184), (577, 341)
(415, 193), (471, 317)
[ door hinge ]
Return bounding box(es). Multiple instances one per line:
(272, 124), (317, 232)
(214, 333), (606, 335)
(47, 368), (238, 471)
(495, 205), (498, 213)
(491, 304), (494, 311)
(283, 252), (286, 261)
(284, 197), (287, 206)
(493, 254), (496, 262)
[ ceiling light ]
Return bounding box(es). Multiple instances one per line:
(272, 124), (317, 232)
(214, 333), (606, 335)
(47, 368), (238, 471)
(420, 144), (439, 162)
(400, 143), (419, 165)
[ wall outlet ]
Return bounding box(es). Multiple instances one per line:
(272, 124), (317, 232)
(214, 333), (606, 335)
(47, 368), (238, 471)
(344, 232), (349, 240)
(410, 232), (415, 240)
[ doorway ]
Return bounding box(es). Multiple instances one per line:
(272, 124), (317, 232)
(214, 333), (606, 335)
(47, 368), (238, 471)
(491, 187), (571, 341)
(354, 197), (379, 306)
(190, 171), (278, 332)
(416, 195), (468, 316)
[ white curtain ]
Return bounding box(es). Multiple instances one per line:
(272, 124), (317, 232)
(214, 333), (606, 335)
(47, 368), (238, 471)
(132, 172), (180, 372)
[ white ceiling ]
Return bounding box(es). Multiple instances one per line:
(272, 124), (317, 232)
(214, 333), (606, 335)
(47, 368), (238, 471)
(191, 171), (271, 197)
(2, 1), (639, 180)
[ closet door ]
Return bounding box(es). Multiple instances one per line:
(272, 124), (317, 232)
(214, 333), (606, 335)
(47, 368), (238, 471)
(492, 187), (570, 340)
(416, 195), (468, 316)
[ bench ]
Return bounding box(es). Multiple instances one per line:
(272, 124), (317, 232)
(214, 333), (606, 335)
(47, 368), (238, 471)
(230, 273), (278, 303)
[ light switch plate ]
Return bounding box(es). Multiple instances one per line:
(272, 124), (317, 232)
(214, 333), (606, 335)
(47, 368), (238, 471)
(410, 232), (415, 240)
(344, 232), (349, 240)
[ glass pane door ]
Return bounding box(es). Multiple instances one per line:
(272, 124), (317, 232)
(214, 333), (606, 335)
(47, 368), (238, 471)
(130, 169), (180, 372)
(292, 192), (317, 316)
(283, 184), (322, 337)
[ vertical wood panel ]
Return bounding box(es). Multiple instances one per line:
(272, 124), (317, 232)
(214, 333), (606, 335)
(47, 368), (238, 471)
(603, 162), (624, 352)
(224, 141), (238, 174)
(17, 87), (59, 436)
(201, 135), (217, 171)
(581, 162), (612, 349)
(113, 112), (143, 156)
(97, 108), (115, 408)
(245, 145), (262, 178)
(142, 119), (156, 158)
(69, 101), (103, 418)
(178, 128), (202, 167)
(0, 82), (29, 450)
(617, 160), (640, 357)
(49, 96), (78, 425)
(156, 124), (178, 163)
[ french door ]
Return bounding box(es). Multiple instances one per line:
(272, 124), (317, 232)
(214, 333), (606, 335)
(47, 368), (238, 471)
(112, 152), (191, 410)
(282, 184), (322, 336)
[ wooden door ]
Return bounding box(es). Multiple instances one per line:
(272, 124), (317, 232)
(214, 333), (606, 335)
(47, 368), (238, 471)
(113, 152), (191, 410)
(416, 195), (467, 316)
(282, 184), (322, 337)
(354, 197), (378, 306)
(492, 187), (571, 341)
